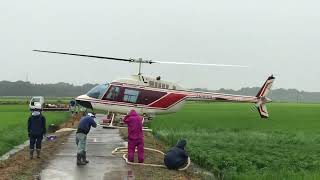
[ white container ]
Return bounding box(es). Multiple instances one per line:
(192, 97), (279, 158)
(29, 96), (44, 110)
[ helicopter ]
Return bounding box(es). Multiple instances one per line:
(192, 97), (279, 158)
(33, 50), (275, 121)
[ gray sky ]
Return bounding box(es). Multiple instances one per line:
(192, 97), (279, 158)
(1, 0), (320, 91)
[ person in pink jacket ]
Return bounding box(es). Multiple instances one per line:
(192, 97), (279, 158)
(123, 109), (144, 163)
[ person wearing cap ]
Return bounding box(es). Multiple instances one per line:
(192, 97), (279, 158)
(27, 103), (46, 160)
(69, 99), (77, 114)
(76, 112), (97, 165)
(164, 139), (189, 170)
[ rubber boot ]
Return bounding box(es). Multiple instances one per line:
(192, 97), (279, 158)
(30, 149), (34, 160)
(77, 153), (86, 165)
(83, 151), (89, 164)
(36, 149), (41, 158)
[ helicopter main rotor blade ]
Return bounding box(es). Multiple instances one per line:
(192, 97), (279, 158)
(151, 61), (248, 68)
(33, 50), (247, 67)
(33, 50), (133, 62)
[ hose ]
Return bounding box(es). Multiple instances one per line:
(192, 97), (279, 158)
(98, 124), (153, 132)
(112, 147), (191, 171)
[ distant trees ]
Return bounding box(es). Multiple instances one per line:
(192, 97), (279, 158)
(0, 81), (97, 97)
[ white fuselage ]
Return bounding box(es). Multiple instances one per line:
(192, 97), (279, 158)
(75, 75), (269, 116)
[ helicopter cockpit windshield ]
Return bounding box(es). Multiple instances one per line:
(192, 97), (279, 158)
(86, 83), (109, 99)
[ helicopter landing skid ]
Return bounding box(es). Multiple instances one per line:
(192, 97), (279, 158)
(98, 113), (152, 132)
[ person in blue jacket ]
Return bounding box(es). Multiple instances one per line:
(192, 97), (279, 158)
(69, 99), (77, 114)
(164, 139), (189, 170)
(28, 103), (46, 160)
(76, 112), (97, 165)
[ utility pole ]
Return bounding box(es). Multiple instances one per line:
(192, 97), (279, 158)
(25, 73), (29, 82)
(296, 91), (300, 103)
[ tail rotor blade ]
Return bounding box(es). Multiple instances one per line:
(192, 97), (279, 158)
(250, 105), (257, 112)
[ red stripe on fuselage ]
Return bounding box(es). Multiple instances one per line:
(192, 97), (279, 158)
(149, 93), (187, 108)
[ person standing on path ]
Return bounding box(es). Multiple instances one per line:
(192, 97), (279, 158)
(28, 103), (46, 160)
(76, 112), (97, 165)
(123, 109), (144, 163)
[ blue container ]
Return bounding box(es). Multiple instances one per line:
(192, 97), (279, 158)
(46, 135), (57, 141)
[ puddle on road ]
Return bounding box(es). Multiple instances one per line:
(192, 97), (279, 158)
(104, 170), (134, 180)
(39, 169), (74, 180)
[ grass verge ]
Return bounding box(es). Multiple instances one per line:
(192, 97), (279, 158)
(0, 114), (81, 180)
(0, 105), (70, 156)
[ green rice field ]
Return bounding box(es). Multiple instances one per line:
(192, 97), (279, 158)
(151, 102), (320, 180)
(0, 105), (69, 156)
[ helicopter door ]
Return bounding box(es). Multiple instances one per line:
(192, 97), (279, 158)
(122, 88), (144, 113)
(122, 88), (140, 103)
(104, 86), (121, 101)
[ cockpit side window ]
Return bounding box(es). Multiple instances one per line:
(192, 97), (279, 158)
(104, 86), (120, 101)
(86, 84), (109, 99)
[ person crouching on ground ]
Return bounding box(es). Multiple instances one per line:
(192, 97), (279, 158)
(28, 103), (46, 160)
(164, 139), (189, 170)
(123, 109), (144, 163)
(76, 112), (97, 165)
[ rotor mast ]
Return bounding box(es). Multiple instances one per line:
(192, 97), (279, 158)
(138, 58), (142, 75)
(130, 57), (152, 75)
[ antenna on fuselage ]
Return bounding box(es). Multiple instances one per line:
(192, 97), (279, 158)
(137, 58), (143, 75)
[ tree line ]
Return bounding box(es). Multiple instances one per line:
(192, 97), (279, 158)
(0, 81), (97, 97)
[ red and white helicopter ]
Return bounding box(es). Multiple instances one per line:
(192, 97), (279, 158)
(34, 50), (275, 121)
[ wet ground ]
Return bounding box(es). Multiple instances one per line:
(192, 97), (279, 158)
(40, 115), (132, 180)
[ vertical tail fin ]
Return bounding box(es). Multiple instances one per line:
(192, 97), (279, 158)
(256, 75), (275, 98)
(257, 103), (269, 118)
(256, 75), (275, 118)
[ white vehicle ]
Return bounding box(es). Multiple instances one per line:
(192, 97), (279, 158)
(29, 96), (45, 110)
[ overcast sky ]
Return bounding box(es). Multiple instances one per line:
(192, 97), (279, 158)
(1, 0), (319, 91)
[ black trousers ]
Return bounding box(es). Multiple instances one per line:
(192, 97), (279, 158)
(29, 134), (43, 150)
